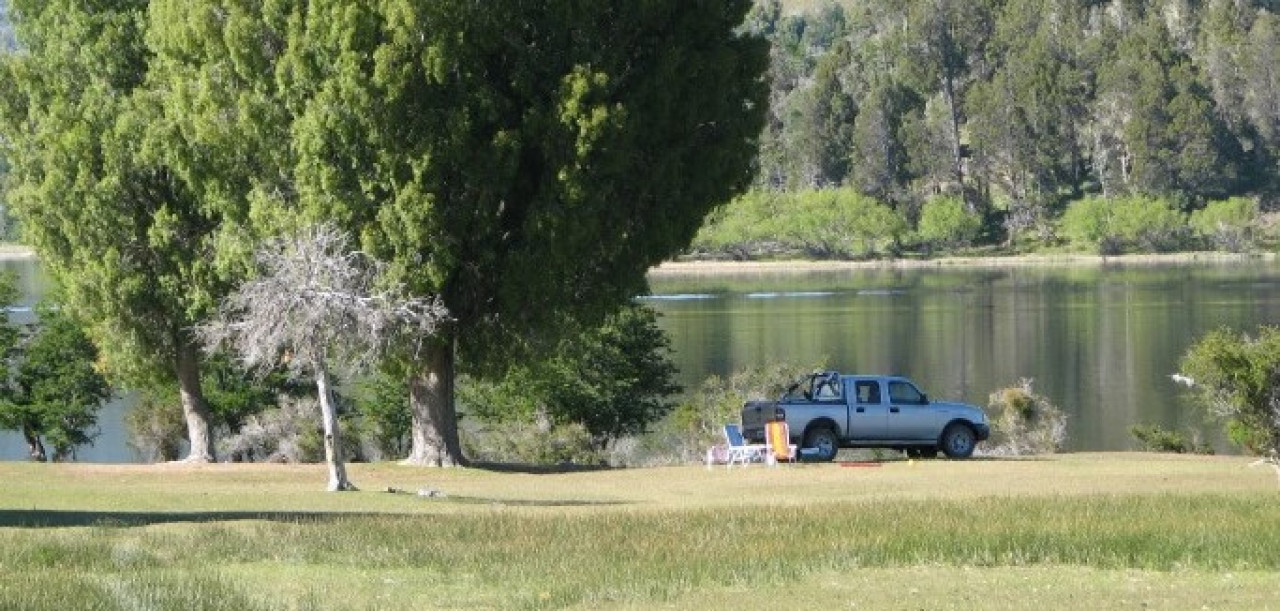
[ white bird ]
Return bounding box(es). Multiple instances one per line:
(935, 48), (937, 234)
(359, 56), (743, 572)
(1170, 373), (1195, 387)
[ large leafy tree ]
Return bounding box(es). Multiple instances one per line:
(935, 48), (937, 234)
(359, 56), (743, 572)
(145, 0), (767, 466)
(0, 0), (238, 461)
(288, 1), (767, 466)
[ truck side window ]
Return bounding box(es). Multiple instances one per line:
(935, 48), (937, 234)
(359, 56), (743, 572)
(888, 381), (926, 405)
(855, 381), (880, 404)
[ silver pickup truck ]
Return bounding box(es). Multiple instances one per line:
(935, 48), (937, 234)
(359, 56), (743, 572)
(741, 371), (990, 460)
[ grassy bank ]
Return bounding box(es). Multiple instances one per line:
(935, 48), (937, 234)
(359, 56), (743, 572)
(1, 454), (1277, 609)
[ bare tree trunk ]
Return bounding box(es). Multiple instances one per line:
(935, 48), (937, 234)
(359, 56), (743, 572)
(403, 338), (467, 467)
(316, 364), (355, 491)
(22, 427), (46, 462)
(940, 72), (973, 213)
(175, 342), (215, 463)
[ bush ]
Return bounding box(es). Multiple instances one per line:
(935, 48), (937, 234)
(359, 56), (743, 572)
(1181, 326), (1280, 456)
(692, 188), (906, 260)
(350, 372), (412, 460)
(459, 304), (680, 452)
(658, 362), (819, 463)
(1060, 196), (1187, 254)
(692, 191), (790, 259)
(125, 389), (187, 463)
(462, 412), (604, 466)
(984, 379), (1067, 455)
(1111, 196), (1187, 252)
(788, 189), (907, 258)
(916, 195), (981, 250)
(1059, 196), (1116, 253)
(218, 395), (323, 463)
(1129, 424), (1213, 454)
(1190, 196), (1259, 252)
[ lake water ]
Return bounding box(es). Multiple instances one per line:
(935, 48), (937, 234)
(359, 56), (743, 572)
(646, 260), (1280, 453)
(3, 258), (1279, 461)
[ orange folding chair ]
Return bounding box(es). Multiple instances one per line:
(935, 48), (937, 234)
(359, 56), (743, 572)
(765, 420), (798, 465)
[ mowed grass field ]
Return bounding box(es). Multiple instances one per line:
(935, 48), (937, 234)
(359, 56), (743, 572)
(1, 453), (1278, 610)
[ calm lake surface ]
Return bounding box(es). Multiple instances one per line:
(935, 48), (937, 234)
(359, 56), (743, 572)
(3, 258), (1279, 461)
(646, 260), (1280, 453)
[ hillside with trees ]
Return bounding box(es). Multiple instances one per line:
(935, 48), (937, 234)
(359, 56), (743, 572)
(696, 0), (1280, 258)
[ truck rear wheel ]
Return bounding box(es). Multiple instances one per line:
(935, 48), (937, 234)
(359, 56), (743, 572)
(803, 428), (839, 462)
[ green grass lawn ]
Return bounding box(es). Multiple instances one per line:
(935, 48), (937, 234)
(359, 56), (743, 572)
(1, 454), (1277, 609)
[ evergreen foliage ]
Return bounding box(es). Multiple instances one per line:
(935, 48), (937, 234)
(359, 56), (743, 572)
(0, 288), (112, 462)
(1181, 326), (1280, 457)
(459, 304), (681, 451)
(736, 0), (1280, 258)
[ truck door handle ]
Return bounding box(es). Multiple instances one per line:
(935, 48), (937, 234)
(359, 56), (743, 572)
(890, 407), (900, 413)
(856, 407), (865, 413)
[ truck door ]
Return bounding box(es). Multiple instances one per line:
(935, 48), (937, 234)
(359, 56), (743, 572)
(846, 378), (889, 440)
(883, 379), (941, 440)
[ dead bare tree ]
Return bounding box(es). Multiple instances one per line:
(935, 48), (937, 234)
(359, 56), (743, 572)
(199, 223), (449, 491)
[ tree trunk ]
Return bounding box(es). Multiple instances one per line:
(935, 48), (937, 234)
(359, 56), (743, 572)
(175, 342), (215, 462)
(940, 72), (972, 212)
(316, 364), (356, 491)
(403, 338), (467, 467)
(22, 427), (46, 462)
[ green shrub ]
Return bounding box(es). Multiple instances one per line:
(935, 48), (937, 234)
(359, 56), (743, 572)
(985, 379), (1067, 455)
(916, 195), (981, 250)
(350, 372), (412, 460)
(660, 362), (820, 463)
(1181, 326), (1280, 456)
(124, 389), (187, 463)
(1060, 196), (1116, 253)
(1060, 196), (1187, 254)
(1111, 196), (1187, 252)
(1129, 424), (1213, 454)
(462, 414), (604, 465)
(788, 188), (907, 258)
(692, 191), (789, 259)
(1190, 196), (1259, 252)
(693, 188), (906, 260)
(459, 304), (679, 452)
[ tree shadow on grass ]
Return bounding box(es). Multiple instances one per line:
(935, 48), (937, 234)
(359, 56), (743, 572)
(467, 460), (618, 474)
(0, 496), (631, 528)
(0, 509), (381, 528)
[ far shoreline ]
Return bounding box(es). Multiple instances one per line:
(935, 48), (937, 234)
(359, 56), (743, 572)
(5, 244), (1274, 272)
(649, 251), (1278, 277)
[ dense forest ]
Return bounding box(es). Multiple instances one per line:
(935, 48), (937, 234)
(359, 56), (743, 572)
(4, 1), (1280, 254)
(697, 0), (1280, 256)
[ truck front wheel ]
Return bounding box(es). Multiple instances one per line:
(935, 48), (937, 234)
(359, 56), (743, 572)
(804, 428), (839, 462)
(940, 424), (977, 459)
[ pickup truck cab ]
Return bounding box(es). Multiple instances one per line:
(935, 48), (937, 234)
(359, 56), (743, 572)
(741, 371), (990, 461)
